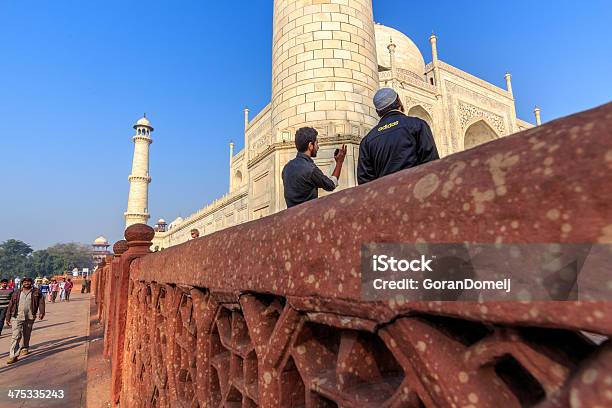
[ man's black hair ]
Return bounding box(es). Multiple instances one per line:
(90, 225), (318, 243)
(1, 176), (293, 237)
(22, 277), (33, 283)
(295, 127), (318, 152)
(376, 96), (402, 117)
(0, 279), (8, 283)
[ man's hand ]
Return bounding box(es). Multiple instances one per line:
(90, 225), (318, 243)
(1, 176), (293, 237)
(331, 144), (348, 181)
(38, 314), (44, 321)
(5, 320), (11, 327)
(335, 144), (347, 163)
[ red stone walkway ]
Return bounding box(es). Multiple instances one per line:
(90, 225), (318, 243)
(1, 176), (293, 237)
(0, 292), (91, 407)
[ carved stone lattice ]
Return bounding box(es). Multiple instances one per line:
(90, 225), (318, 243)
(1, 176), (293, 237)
(379, 315), (602, 407)
(459, 101), (506, 135)
(121, 280), (607, 407)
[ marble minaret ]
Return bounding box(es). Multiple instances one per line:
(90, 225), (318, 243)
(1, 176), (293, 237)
(124, 115), (153, 228)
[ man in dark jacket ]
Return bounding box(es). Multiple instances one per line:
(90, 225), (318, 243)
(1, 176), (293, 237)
(5, 277), (45, 364)
(358, 88), (439, 185)
(282, 127), (347, 208)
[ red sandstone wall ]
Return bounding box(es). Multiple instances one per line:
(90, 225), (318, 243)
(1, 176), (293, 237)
(97, 103), (612, 407)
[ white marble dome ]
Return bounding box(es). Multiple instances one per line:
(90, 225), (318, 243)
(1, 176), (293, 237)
(93, 236), (108, 245)
(375, 24), (426, 77)
(134, 116), (153, 129)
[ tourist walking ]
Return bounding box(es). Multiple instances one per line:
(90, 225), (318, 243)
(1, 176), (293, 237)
(46, 280), (53, 302)
(50, 279), (59, 303)
(0, 279), (14, 336)
(357, 88), (439, 185)
(81, 277), (90, 293)
(282, 127), (347, 208)
(41, 281), (49, 301)
(5, 277), (45, 364)
(64, 279), (73, 302)
(59, 278), (66, 301)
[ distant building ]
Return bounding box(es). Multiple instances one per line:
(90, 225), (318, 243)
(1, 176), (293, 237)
(92, 236), (111, 264)
(153, 219), (168, 232)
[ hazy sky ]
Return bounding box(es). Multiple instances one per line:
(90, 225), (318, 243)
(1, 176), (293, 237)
(0, 0), (610, 249)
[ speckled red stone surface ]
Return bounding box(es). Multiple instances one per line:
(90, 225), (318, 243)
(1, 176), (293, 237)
(100, 103), (612, 407)
(124, 223), (156, 243)
(112, 239), (128, 255)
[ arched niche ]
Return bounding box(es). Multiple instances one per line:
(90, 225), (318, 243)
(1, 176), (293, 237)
(407, 105), (433, 130)
(464, 120), (498, 150)
(234, 170), (243, 187)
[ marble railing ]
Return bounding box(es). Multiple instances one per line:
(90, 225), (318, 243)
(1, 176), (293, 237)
(94, 102), (612, 407)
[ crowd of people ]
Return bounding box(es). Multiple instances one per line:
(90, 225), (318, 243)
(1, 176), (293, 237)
(42, 278), (74, 302)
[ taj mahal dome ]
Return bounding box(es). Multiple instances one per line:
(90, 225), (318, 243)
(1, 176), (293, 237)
(121, 0), (540, 249)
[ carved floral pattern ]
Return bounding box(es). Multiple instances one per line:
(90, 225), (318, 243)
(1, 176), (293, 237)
(403, 95), (434, 117)
(459, 101), (506, 135)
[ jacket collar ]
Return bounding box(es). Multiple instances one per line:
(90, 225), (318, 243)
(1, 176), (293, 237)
(296, 151), (314, 163)
(380, 110), (405, 121)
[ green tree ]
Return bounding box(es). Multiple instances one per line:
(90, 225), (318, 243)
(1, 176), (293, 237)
(0, 239), (33, 279)
(47, 243), (94, 273)
(0, 240), (94, 279)
(31, 249), (56, 278)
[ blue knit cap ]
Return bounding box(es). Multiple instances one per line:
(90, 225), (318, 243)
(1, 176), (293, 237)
(373, 88), (398, 111)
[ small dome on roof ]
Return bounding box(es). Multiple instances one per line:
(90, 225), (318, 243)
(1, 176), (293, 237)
(157, 218), (167, 224)
(136, 117), (150, 126)
(93, 236), (108, 245)
(133, 115), (154, 130)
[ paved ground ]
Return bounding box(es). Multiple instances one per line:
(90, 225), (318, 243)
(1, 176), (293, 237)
(0, 291), (90, 407)
(85, 295), (112, 408)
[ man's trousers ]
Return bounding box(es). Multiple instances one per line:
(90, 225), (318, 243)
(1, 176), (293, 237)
(9, 318), (35, 358)
(0, 307), (7, 335)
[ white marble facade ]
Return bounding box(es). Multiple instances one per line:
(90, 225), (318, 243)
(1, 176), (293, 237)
(151, 0), (535, 250)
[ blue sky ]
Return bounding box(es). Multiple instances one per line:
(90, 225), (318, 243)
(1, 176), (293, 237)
(0, 0), (610, 250)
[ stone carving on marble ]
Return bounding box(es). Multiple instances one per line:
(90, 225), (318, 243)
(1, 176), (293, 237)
(402, 95), (434, 116)
(459, 101), (506, 135)
(250, 133), (271, 156)
(446, 80), (509, 113)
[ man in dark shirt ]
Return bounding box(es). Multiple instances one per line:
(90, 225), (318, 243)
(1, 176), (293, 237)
(282, 127), (347, 208)
(358, 88), (439, 185)
(0, 279), (13, 336)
